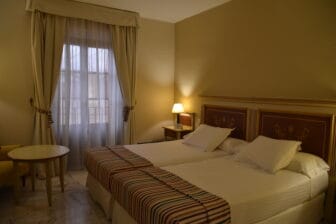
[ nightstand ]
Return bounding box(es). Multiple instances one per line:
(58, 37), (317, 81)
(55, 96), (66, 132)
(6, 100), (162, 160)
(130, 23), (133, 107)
(163, 126), (193, 140)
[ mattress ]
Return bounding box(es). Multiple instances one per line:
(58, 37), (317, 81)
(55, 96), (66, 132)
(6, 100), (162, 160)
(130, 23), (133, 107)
(124, 139), (230, 167)
(162, 156), (328, 224)
(112, 193), (325, 224)
(110, 156), (328, 224)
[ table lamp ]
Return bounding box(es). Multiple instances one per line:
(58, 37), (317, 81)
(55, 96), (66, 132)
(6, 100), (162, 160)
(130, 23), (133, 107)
(172, 103), (184, 129)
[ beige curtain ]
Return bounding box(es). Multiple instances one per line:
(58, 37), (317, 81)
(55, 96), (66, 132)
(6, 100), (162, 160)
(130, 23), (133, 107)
(111, 26), (137, 144)
(31, 10), (66, 176)
(26, 0), (139, 27)
(27, 0), (139, 145)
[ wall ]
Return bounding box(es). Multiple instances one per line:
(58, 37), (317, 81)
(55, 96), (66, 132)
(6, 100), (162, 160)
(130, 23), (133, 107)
(0, 1), (175, 145)
(175, 0), (336, 118)
(135, 18), (175, 143)
(0, 0), (34, 145)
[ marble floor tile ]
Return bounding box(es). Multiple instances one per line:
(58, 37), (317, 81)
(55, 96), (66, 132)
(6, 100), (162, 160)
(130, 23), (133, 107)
(0, 171), (109, 224)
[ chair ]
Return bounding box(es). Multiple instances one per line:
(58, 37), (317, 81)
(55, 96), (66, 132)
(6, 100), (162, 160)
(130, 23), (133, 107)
(0, 145), (29, 187)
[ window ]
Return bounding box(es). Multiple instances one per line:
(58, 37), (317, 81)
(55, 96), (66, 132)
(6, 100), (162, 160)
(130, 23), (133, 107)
(59, 44), (117, 125)
(52, 18), (124, 170)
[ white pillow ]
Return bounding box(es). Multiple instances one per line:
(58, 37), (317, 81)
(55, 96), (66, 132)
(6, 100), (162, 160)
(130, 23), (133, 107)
(285, 152), (330, 178)
(235, 135), (301, 173)
(182, 124), (232, 152)
(183, 132), (192, 139)
(218, 137), (248, 154)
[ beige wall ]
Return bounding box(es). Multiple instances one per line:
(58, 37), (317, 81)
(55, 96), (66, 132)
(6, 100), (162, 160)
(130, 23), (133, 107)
(0, 1), (174, 145)
(0, 0), (34, 145)
(5, 0), (334, 145)
(135, 18), (175, 143)
(175, 0), (336, 117)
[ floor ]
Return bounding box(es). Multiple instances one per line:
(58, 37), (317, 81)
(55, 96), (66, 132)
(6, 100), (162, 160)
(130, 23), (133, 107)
(0, 171), (109, 224)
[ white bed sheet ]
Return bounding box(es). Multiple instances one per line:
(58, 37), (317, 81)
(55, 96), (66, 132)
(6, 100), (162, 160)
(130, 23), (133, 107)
(161, 156), (328, 224)
(125, 139), (230, 167)
(109, 156), (328, 224)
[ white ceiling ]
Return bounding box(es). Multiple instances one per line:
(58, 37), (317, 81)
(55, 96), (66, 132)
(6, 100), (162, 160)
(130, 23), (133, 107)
(75, 0), (232, 23)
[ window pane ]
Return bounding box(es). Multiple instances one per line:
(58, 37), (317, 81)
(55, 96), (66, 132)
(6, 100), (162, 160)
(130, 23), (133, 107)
(88, 99), (98, 124)
(102, 99), (108, 123)
(70, 99), (81, 125)
(88, 74), (98, 98)
(98, 48), (108, 73)
(99, 74), (107, 97)
(88, 99), (109, 124)
(70, 45), (80, 71)
(71, 73), (81, 98)
(88, 47), (97, 72)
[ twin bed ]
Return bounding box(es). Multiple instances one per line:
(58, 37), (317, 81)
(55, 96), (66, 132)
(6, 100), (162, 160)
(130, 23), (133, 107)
(85, 105), (333, 224)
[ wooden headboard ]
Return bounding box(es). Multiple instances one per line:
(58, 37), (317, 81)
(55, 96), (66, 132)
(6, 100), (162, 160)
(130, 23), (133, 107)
(202, 105), (248, 140)
(178, 113), (195, 129)
(258, 110), (334, 161)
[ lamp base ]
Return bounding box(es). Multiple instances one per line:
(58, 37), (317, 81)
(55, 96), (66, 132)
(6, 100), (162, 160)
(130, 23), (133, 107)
(174, 123), (183, 129)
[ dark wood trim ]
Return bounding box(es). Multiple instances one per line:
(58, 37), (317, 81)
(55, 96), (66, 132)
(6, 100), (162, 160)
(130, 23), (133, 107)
(199, 95), (336, 108)
(257, 109), (334, 162)
(201, 104), (248, 140)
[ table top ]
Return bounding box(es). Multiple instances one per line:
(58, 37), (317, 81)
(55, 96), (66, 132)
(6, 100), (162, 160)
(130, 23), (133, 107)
(8, 145), (69, 161)
(163, 125), (193, 132)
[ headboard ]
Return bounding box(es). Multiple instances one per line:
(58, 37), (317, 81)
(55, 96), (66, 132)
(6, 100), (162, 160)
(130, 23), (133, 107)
(202, 105), (248, 140)
(258, 110), (334, 161)
(178, 113), (195, 129)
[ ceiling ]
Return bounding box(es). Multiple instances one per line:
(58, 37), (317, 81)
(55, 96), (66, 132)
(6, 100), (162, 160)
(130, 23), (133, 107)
(75, 0), (232, 23)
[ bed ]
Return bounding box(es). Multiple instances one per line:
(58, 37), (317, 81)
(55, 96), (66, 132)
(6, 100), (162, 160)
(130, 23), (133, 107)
(110, 109), (333, 224)
(86, 105), (249, 217)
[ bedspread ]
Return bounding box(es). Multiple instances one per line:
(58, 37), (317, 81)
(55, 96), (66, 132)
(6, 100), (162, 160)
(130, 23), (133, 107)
(111, 166), (231, 224)
(85, 146), (153, 191)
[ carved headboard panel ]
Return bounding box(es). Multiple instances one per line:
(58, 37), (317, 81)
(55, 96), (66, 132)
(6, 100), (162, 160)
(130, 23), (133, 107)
(202, 105), (248, 140)
(178, 113), (195, 129)
(258, 110), (334, 161)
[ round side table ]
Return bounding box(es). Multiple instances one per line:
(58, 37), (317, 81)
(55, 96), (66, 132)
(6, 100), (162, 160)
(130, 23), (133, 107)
(8, 145), (69, 206)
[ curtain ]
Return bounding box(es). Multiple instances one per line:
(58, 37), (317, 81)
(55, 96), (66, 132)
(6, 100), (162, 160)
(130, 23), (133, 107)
(31, 10), (66, 176)
(52, 18), (124, 170)
(29, 0), (138, 169)
(111, 26), (137, 144)
(26, 0), (139, 27)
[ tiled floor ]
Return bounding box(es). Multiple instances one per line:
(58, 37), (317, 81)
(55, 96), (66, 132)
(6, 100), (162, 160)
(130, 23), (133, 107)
(0, 171), (109, 224)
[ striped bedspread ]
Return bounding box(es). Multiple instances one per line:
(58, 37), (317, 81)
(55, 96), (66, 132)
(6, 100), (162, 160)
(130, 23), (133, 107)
(112, 167), (231, 224)
(85, 146), (153, 191)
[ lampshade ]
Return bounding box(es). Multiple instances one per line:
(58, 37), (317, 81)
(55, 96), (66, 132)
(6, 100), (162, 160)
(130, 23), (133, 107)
(172, 103), (184, 113)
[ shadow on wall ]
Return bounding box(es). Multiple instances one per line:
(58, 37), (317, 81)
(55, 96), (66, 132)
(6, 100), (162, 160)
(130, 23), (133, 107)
(136, 120), (173, 143)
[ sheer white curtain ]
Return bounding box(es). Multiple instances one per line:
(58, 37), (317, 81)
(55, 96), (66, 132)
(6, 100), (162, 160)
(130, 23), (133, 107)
(52, 18), (123, 170)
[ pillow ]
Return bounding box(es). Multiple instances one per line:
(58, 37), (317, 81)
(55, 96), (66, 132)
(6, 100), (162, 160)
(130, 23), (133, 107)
(182, 124), (232, 152)
(235, 135), (301, 173)
(285, 152), (330, 178)
(183, 132), (192, 139)
(218, 137), (248, 154)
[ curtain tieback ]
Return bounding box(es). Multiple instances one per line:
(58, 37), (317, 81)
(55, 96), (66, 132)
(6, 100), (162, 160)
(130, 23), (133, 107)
(30, 98), (54, 127)
(123, 106), (134, 122)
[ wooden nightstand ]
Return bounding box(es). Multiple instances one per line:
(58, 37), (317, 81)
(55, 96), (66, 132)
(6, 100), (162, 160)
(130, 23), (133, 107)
(163, 126), (193, 140)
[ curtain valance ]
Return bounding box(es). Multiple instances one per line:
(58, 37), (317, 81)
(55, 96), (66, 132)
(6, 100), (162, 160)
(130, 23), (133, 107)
(26, 0), (139, 27)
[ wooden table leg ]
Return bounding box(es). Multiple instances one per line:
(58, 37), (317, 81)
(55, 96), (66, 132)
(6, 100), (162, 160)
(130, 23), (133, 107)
(13, 161), (20, 204)
(59, 156), (65, 192)
(45, 161), (52, 206)
(30, 163), (36, 192)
